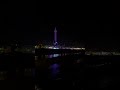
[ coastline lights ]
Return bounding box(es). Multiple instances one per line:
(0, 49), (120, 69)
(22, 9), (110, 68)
(70, 47), (85, 50)
(47, 46), (59, 49)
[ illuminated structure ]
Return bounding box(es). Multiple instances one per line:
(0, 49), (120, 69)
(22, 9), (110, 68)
(35, 27), (86, 50)
(53, 27), (58, 46)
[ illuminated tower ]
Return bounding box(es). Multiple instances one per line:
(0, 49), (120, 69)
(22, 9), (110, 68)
(54, 27), (58, 46)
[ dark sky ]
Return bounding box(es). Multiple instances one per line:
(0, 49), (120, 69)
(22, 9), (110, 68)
(0, 1), (117, 48)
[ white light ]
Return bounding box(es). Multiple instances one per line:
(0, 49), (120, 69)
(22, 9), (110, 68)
(48, 47), (53, 49)
(53, 47), (59, 49)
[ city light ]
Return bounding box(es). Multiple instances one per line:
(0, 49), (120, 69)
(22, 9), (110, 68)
(53, 47), (59, 49)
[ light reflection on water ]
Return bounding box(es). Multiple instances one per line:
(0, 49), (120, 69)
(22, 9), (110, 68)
(36, 53), (69, 59)
(48, 54), (61, 58)
(49, 63), (60, 79)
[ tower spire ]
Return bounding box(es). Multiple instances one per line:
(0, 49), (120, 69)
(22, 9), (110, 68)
(54, 27), (58, 46)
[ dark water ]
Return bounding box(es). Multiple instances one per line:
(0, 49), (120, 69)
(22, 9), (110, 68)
(0, 53), (35, 90)
(36, 55), (120, 90)
(1, 53), (120, 90)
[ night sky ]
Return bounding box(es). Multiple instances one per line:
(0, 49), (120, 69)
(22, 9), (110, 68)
(0, 1), (116, 48)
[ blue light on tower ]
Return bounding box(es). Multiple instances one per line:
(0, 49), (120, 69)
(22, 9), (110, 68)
(54, 27), (58, 46)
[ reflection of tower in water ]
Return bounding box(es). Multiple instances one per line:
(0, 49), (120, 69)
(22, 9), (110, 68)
(49, 63), (60, 79)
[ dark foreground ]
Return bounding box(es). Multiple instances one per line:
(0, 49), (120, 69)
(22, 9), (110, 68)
(1, 53), (120, 90)
(36, 55), (120, 90)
